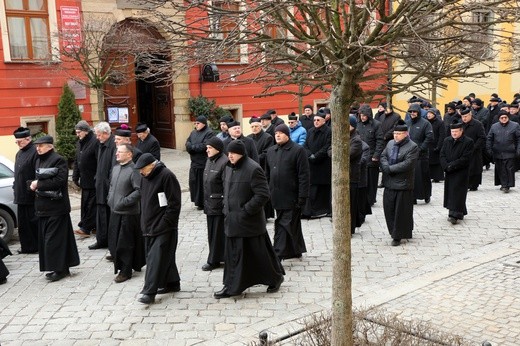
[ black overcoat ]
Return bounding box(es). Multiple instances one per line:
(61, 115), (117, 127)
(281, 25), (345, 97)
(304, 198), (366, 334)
(380, 137), (419, 191)
(203, 152), (228, 216)
(375, 111), (400, 144)
(350, 131), (363, 184)
(463, 119), (486, 174)
(304, 125), (332, 185)
(186, 126), (215, 169)
(356, 118), (384, 167)
(265, 140), (310, 210)
(136, 133), (161, 160)
(427, 117), (446, 165)
(247, 130), (274, 170)
(72, 131), (98, 189)
(13, 142), (37, 205)
(95, 135), (116, 204)
(406, 116), (433, 159)
(440, 135), (474, 213)
(223, 156), (270, 237)
(140, 162), (182, 237)
(34, 150), (71, 217)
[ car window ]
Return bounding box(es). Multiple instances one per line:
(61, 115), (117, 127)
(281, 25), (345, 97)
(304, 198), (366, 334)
(0, 163), (14, 178)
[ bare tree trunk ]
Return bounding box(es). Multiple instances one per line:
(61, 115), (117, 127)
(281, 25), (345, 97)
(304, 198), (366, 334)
(96, 88), (105, 122)
(330, 83), (353, 346)
(431, 80), (438, 107)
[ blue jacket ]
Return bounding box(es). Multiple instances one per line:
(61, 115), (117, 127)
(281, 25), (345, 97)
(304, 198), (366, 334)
(290, 122), (307, 146)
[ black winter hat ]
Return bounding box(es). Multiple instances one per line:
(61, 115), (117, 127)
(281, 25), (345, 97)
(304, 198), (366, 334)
(275, 124), (290, 138)
(206, 137), (224, 152)
(227, 140), (246, 155)
(134, 153), (156, 169)
(13, 127), (30, 138)
(34, 135), (54, 144)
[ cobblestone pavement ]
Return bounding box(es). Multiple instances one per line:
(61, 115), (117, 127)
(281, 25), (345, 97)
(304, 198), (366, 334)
(1, 148), (520, 345)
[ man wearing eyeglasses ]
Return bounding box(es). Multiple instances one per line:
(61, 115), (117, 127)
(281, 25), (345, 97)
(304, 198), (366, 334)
(287, 113), (307, 146)
(13, 127), (39, 254)
(486, 110), (520, 193)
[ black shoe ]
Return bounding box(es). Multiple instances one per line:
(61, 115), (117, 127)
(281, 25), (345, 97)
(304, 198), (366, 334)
(391, 239), (401, 246)
(469, 187), (478, 191)
(88, 243), (100, 250)
(106, 255), (114, 261)
(413, 199), (417, 205)
(201, 263), (219, 271)
(486, 164), (490, 170)
(17, 249), (37, 254)
(448, 217), (458, 225)
(138, 294), (155, 304)
(114, 273), (131, 283)
(504, 187), (510, 193)
(45, 271), (55, 278)
(425, 197), (430, 204)
(267, 275), (284, 293)
(157, 283), (181, 294)
(378, 183), (384, 188)
(213, 287), (232, 299)
(0, 277), (6, 285)
(48, 270), (70, 282)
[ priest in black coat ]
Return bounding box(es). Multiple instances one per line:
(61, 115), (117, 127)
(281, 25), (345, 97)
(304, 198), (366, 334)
(460, 107), (486, 191)
(13, 127), (39, 253)
(186, 116), (215, 209)
(440, 122), (474, 224)
(265, 124), (309, 260)
(214, 140), (284, 299)
(202, 137), (228, 271)
(136, 123), (161, 160)
(222, 121), (259, 163)
(30, 135), (80, 282)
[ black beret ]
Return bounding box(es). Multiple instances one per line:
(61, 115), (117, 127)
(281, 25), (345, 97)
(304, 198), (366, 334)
(459, 107), (471, 115)
(227, 140), (246, 155)
(510, 103), (519, 109)
(34, 135), (54, 144)
(115, 125), (132, 137)
(450, 121), (463, 129)
(13, 127), (30, 138)
(135, 123), (148, 133)
(447, 103), (457, 110)
(260, 113), (271, 120)
(219, 115), (233, 123)
(206, 136), (224, 152)
(265, 109), (276, 115)
(227, 121), (241, 128)
(134, 153), (156, 169)
(249, 117), (261, 124)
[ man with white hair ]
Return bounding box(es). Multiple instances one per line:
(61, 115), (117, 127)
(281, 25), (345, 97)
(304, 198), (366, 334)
(135, 123), (161, 160)
(89, 122), (116, 251)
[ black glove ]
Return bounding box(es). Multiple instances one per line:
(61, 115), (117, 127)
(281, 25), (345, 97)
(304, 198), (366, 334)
(381, 165), (390, 175)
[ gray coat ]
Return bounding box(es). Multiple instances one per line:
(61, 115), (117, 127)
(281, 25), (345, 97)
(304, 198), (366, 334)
(380, 137), (419, 190)
(107, 162), (141, 215)
(487, 121), (520, 159)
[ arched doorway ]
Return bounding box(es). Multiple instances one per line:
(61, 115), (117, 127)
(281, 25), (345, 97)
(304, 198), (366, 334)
(103, 19), (175, 148)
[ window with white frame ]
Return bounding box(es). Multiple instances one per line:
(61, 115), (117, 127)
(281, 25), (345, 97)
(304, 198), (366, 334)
(471, 9), (493, 60)
(0, 0), (58, 61)
(210, 1), (242, 63)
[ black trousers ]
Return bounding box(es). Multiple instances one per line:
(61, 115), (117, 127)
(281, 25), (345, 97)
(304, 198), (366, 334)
(141, 231), (180, 295)
(17, 204), (39, 252)
(189, 167), (205, 207)
(78, 189), (96, 233)
(206, 215), (225, 266)
(95, 204), (110, 247)
(495, 158), (516, 188)
(366, 166), (379, 205)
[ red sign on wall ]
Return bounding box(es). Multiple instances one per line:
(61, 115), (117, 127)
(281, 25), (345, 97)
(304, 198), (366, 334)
(60, 6), (82, 51)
